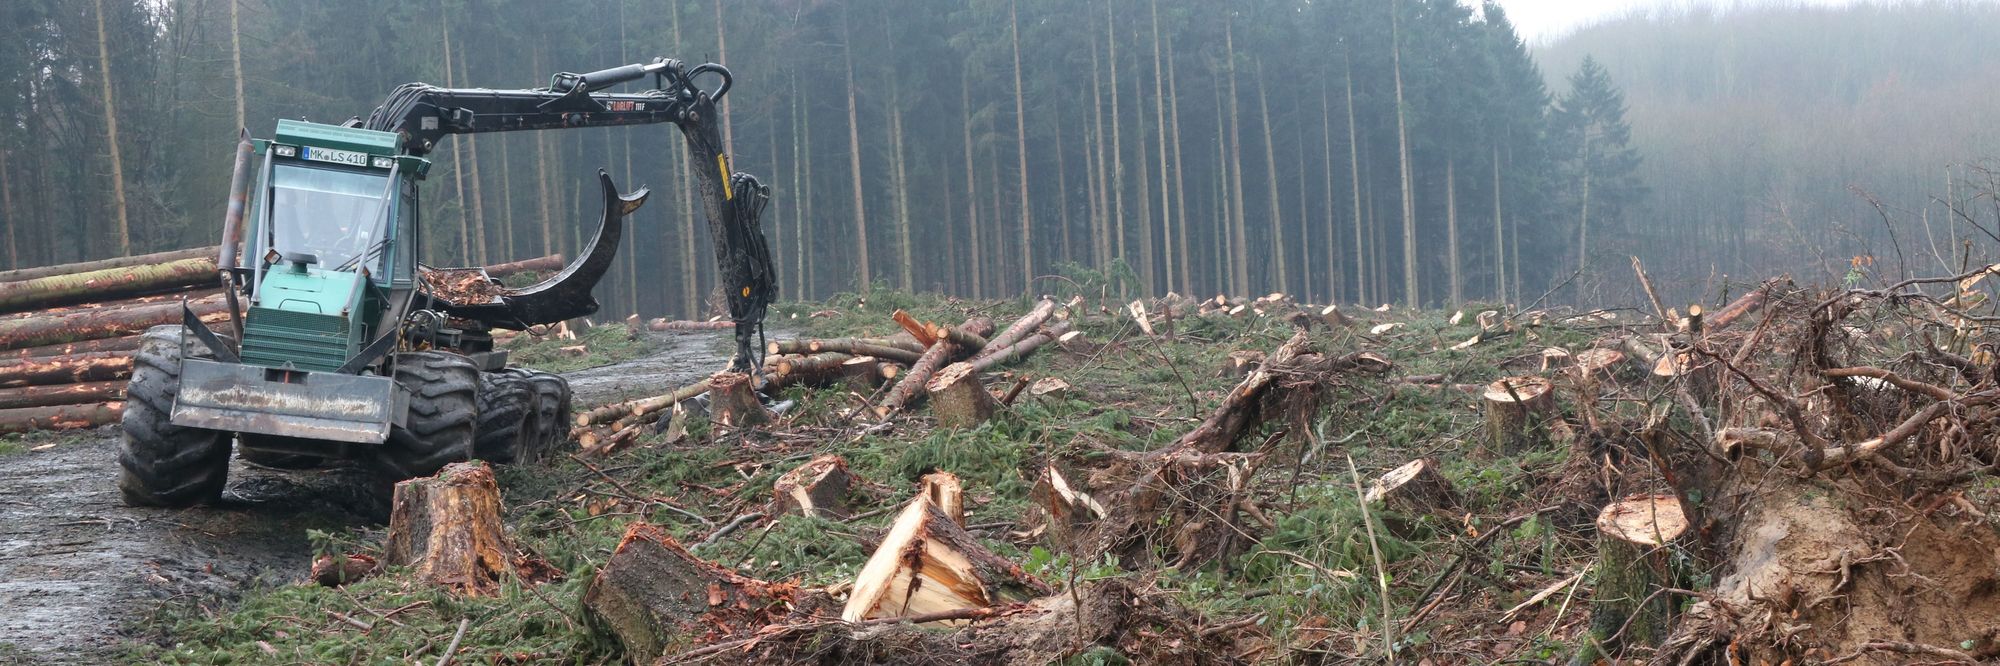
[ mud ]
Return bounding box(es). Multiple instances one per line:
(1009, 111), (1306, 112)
(0, 329), (734, 663)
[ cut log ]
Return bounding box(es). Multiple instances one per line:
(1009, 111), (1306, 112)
(583, 522), (798, 666)
(770, 352), (854, 387)
(770, 339), (922, 365)
(0, 352), (133, 388)
(0, 246), (216, 284)
(891, 309), (940, 347)
(836, 356), (889, 391)
(0, 380), (125, 410)
(7, 334), (143, 359)
(919, 471), (966, 526)
(1482, 376), (1557, 454)
(577, 379), (713, 427)
(479, 253), (563, 277)
(648, 319), (732, 332)
(310, 553), (380, 587)
(877, 317), (996, 418)
(381, 462), (518, 596)
(1362, 458), (1460, 537)
(708, 372), (771, 428)
(0, 402), (123, 433)
(0, 293), (228, 350)
(975, 298), (1057, 361)
(929, 321), (990, 353)
(1033, 465), (1106, 550)
(772, 454), (853, 519)
(966, 320), (1073, 374)
(1220, 351), (1264, 378)
(0, 257), (218, 316)
(926, 362), (996, 428)
(840, 491), (1051, 622)
(1707, 280), (1775, 331)
(0, 288), (225, 324)
(1589, 494), (1689, 653)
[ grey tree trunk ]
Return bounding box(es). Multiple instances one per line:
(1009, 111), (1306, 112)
(841, 8), (871, 292)
(93, 0), (131, 256)
(1392, 2), (1419, 306)
(1150, 0), (1174, 297)
(1257, 60), (1286, 295)
(1010, 0), (1033, 293)
(1225, 16), (1249, 296)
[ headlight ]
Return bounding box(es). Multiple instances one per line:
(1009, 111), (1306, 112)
(371, 156), (395, 169)
(273, 144), (297, 157)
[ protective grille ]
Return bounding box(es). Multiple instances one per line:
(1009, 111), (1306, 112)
(240, 307), (350, 372)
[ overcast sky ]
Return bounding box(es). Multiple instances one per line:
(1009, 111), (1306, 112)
(1493, 0), (1904, 44)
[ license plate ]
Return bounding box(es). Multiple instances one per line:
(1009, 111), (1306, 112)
(301, 146), (369, 167)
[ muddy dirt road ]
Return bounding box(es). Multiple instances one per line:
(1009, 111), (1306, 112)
(0, 330), (729, 664)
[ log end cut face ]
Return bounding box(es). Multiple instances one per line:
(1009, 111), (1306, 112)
(1483, 376), (1553, 403)
(1596, 493), (1688, 546)
(1575, 348), (1626, 373)
(1364, 458), (1430, 504)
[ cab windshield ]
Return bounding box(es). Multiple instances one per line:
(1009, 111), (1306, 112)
(269, 163), (392, 272)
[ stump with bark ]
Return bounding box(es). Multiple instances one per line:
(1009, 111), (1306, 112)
(927, 362), (997, 428)
(1589, 493), (1689, 654)
(382, 462), (518, 596)
(919, 471), (966, 526)
(708, 371), (771, 428)
(583, 522), (798, 665)
(1363, 458), (1460, 537)
(841, 490), (1051, 622)
(772, 454), (853, 519)
(1483, 376), (1558, 453)
(1221, 351), (1264, 378)
(1033, 465), (1106, 550)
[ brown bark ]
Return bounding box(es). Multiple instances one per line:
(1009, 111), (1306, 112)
(1483, 376), (1557, 454)
(927, 362), (996, 429)
(0, 380), (124, 410)
(0, 352), (132, 388)
(709, 371), (770, 428)
(309, 553), (379, 588)
(967, 320), (1073, 374)
(0, 288), (223, 324)
(979, 299), (1057, 360)
(1707, 280), (1776, 331)
(1363, 458), (1460, 537)
(382, 462), (522, 596)
(0, 294), (227, 350)
(1589, 494), (1689, 653)
(877, 317), (996, 418)
(0, 247), (215, 284)
(0, 402), (122, 433)
(577, 379), (712, 427)
(841, 489), (1051, 622)
(479, 253), (563, 277)
(1221, 350), (1264, 378)
(0, 257), (218, 315)
(583, 522), (797, 666)
(772, 454), (853, 519)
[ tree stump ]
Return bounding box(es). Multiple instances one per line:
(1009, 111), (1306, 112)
(1651, 349), (1719, 409)
(1574, 348), (1628, 382)
(708, 371), (771, 428)
(382, 462), (517, 596)
(926, 362), (996, 428)
(1590, 493), (1689, 654)
(772, 454), (853, 519)
(1362, 458), (1460, 537)
(1028, 377), (1071, 400)
(919, 471), (966, 526)
(582, 523), (797, 665)
(1032, 465), (1106, 550)
(1482, 376), (1557, 453)
(841, 492), (1052, 622)
(837, 355), (887, 391)
(1220, 351), (1264, 378)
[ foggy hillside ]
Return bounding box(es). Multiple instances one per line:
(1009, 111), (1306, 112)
(1538, 1), (2000, 298)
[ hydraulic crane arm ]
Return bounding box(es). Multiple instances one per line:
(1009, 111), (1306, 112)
(361, 58), (775, 371)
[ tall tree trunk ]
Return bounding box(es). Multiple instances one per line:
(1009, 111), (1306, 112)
(714, 0), (733, 157)
(92, 0), (131, 257)
(1105, 0), (1126, 285)
(498, 136), (515, 261)
(1010, 0), (1033, 294)
(674, 6), (698, 314)
(534, 123), (553, 257)
(889, 74), (913, 292)
(1392, 2), (1419, 306)
(842, 8), (870, 292)
(0, 149), (15, 268)
(1150, 0), (1173, 297)
(1345, 50), (1367, 305)
(790, 70), (806, 300)
(1577, 132), (1594, 285)
(960, 74), (983, 298)
(1224, 15), (1248, 296)
(1322, 78), (1339, 303)
(1493, 142), (1506, 301)
(1131, 31), (1154, 297)
(1213, 85), (1231, 297)
(618, 1), (634, 312)
(1256, 60), (1285, 296)
(229, 0), (245, 131)
(1165, 31), (1191, 296)
(1054, 114), (1072, 265)
(443, 17), (470, 264)
(1089, 38), (1110, 272)
(1447, 158), (1461, 306)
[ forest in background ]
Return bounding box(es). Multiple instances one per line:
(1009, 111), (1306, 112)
(0, 0), (1990, 319)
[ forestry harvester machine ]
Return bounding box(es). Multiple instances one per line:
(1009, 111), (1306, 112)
(118, 58), (776, 507)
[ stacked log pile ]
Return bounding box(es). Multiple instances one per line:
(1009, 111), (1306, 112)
(0, 249), (566, 436)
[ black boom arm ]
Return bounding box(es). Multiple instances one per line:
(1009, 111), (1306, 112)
(362, 58), (775, 372)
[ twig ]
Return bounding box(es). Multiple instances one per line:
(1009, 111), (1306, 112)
(696, 512), (765, 549)
(434, 617), (471, 666)
(569, 452), (714, 527)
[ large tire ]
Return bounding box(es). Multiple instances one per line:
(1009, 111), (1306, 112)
(472, 369), (537, 464)
(117, 325), (232, 507)
(522, 371), (573, 461)
(372, 351), (479, 481)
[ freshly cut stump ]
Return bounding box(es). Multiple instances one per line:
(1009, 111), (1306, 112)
(1574, 348), (1627, 380)
(1220, 351), (1264, 378)
(772, 454), (853, 519)
(1482, 376), (1557, 453)
(926, 362), (997, 428)
(836, 355), (888, 391)
(708, 371), (771, 428)
(840, 493), (1052, 623)
(382, 461), (516, 595)
(920, 471), (966, 526)
(1363, 458), (1460, 537)
(1590, 493), (1689, 654)
(583, 523), (797, 665)
(1033, 465), (1106, 550)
